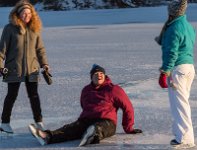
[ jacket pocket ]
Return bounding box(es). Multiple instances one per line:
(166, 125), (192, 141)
(30, 57), (39, 72)
(5, 58), (17, 74)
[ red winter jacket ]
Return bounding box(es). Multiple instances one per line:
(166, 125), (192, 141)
(79, 76), (135, 133)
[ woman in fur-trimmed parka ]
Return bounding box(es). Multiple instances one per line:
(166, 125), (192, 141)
(0, 0), (50, 133)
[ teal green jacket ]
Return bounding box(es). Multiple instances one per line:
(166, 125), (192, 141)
(161, 15), (196, 72)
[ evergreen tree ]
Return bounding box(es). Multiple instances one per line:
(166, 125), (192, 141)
(0, 0), (19, 6)
(0, 0), (40, 6)
(43, 0), (65, 10)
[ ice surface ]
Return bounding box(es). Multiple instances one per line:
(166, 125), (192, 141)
(0, 4), (197, 150)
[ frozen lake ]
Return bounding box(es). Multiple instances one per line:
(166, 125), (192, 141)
(0, 4), (197, 150)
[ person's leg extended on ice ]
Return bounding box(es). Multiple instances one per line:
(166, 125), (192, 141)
(29, 64), (142, 146)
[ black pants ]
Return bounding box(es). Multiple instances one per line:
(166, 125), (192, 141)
(1, 81), (42, 123)
(47, 118), (116, 144)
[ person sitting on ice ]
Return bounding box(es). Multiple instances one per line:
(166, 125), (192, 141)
(29, 64), (142, 146)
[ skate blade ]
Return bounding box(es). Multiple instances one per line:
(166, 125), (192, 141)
(0, 128), (14, 134)
(79, 125), (95, 147)
(0, 131), (13, 136)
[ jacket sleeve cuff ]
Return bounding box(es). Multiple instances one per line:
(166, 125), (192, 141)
(159, 68), (170, 76)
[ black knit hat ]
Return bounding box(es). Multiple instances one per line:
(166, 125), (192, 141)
(90, 64), (105, 78)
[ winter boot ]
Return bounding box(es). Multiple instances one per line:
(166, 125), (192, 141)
(170, 139), (195, 149)
(0, 123), (13, 134)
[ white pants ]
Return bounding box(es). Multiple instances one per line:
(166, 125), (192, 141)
(168, 64), (195, 144)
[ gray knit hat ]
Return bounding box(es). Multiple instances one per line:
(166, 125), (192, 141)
(168, 0), (187, 17)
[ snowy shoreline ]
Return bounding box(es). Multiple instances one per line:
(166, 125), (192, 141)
(0, 4), (197, 28)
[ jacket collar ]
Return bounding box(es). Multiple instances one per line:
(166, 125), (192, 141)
(167, 15), (186, 26)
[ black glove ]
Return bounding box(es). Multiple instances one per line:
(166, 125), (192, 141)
(42, 70), (52, 85)
(129, 129), (143, 134)
(0, 68), (8, 79)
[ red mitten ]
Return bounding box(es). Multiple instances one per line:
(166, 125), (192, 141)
(159, 73), (168, 88)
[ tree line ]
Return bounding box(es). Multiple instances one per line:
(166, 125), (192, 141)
(0, 0), (196, 10)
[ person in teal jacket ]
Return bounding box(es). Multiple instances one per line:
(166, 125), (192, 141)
(160, 15), (195, 73)
(155, 0), (196, 149)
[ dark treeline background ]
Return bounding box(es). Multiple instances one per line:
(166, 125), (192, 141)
(0, 0), (196, 10)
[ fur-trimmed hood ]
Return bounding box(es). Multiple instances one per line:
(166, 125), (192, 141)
(9, 0), (42, 34)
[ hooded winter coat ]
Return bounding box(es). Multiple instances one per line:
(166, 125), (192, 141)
(79, 76), (135, 133)
(0, 1), (48, 82)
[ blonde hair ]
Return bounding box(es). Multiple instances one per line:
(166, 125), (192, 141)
(9, 0), (42, 33)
